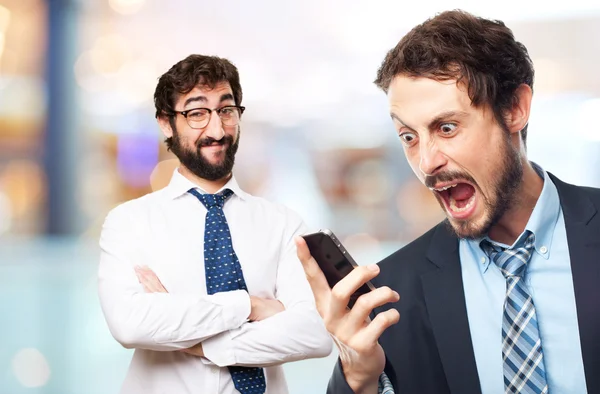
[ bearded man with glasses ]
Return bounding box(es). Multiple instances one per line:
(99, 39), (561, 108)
(98, 54), (332, 394)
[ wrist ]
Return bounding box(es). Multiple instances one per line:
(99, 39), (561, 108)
(342, 364), (380, 394)
(346, 375), (379, 394)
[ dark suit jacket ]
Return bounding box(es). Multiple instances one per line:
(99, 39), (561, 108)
(328, 174), (600, 394)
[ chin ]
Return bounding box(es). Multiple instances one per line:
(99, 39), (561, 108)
(445, 212), (491, 240)
(205, 158), (225, 167)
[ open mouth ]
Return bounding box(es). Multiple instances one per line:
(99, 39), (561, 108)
(431, 182), (477, 219)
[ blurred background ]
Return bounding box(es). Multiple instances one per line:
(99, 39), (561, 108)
(1, 0), (600, 392)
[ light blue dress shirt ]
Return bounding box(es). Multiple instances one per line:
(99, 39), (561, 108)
(460, 165), (588, 393)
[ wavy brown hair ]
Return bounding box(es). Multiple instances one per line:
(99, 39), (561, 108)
(154, 55), (243, 149)
(375, 10), (534, 142)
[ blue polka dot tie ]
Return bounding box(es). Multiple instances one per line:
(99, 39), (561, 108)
(481, 231), (548, 394)
(189, 188), (266, 394)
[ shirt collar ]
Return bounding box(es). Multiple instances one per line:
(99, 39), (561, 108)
(470, 162), (561, 273)
(522, 162), (560, 260)
(164, 168), (249, 201)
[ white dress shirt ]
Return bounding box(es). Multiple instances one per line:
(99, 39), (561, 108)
(98, 169), (332, 394)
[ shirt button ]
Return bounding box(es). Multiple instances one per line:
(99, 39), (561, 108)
(480, 257), (486, 264)
(540, 246), (548, 254)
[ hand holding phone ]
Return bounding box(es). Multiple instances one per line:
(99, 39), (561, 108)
(301, 229), (375, 309)
(296, 230), (399, 393)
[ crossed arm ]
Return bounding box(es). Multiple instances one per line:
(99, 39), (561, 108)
(98, 206), (332, 367)
(133, 265), (286, 357)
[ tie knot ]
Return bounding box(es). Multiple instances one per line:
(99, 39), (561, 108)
(480, 231), (535, 278)
(188, 188), (234, 209)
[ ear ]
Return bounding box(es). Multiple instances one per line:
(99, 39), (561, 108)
(157, 115), (175, 139)
(505, 84), (532, 135)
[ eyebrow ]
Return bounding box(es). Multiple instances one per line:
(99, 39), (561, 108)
(426, 110), (469, 130)
(390, 110), (469, 131)
(390, 113), (415, 131)
(183, 93), (235, 108)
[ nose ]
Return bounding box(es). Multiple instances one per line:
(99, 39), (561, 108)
(418, 139), (447, 177)
(203, 111), (225, 140)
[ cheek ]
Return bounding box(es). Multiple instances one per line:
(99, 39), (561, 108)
(175, 116), (201, 138)
(226, 125), (239, 138)
(179, 129), (202, 145)
(405, 149), (423, 180)
(469, 160), (500, 201)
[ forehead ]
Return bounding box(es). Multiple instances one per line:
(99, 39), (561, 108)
(176, 81), (234, 108)
(387, 75), (473, 124)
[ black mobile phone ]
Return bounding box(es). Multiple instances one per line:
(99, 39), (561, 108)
(302, 229), (375, 309)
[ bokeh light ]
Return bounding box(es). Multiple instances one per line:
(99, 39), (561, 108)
(11, 348), (51, 388)
(108, 0), (146, 15)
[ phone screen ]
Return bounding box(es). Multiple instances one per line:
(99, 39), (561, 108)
(302, 230), (374, 308)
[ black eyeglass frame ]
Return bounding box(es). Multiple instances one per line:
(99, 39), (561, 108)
(168, 105), (246, 129)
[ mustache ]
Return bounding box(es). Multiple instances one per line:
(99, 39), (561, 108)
(196, 135), (234, 148)
(424, 171), (477, 189)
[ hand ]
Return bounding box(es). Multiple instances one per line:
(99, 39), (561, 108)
(135, 266), (168, 293)
(181, 297), (284, 357)
(295, 236), (400, 394)
(180, 342), (204, 357)
(248, 296), (285, 321)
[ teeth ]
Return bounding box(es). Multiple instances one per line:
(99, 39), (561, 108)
(430, 184), (458, 192)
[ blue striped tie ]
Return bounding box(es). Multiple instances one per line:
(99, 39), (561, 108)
(481, 231), (548, 394)
(189, 188), (266, 394)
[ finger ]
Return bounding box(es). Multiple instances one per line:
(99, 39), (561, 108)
(136, 266), (156, 278)
(345, 287), (399, 331)
(295, 236), (331, 313)
(134, 266), (145, 283)
(134, 267), (153, 292)
(329, 264), (381, 319)
(135, 267), (155, 288)
(138, 274), (157, 293)
(352, 309), (400, 353)
(135, 266), (167, 293)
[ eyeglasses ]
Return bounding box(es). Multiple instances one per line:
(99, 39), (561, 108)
(171, 105), (245, 129)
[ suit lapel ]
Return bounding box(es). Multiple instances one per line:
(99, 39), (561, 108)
(421, 223), (482, 394)
(550, 174), (600, 394)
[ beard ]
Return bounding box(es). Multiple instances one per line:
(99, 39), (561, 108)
(426, 134), (523, 240)
(169, 128), (240, 181)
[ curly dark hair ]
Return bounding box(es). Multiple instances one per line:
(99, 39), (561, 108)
(375, 10), (534, 142)
(154, 55), (243, 149)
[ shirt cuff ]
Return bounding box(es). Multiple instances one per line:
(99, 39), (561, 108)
(378, 371), (394, 394)
(210, 290), (251, 329)
(201, 330), (236, 366)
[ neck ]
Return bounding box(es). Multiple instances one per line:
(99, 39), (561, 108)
(487, 161), (543, 245)
(178, 166), (232, 194)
